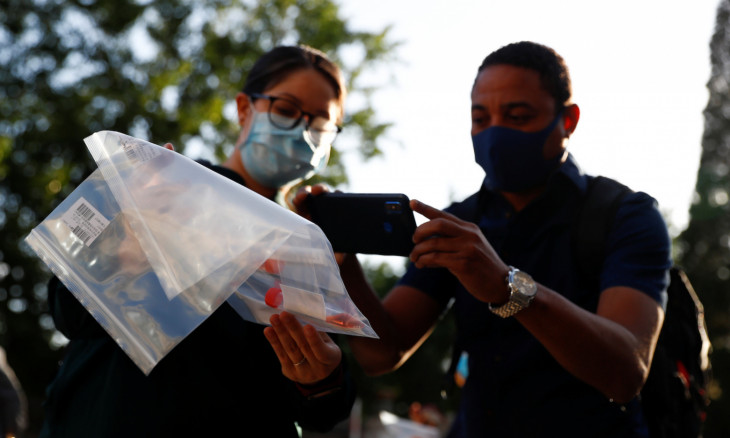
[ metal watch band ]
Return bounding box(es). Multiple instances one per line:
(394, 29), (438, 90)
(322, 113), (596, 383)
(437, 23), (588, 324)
(488, 267), (536, 318)
(488, 298), (526, 318)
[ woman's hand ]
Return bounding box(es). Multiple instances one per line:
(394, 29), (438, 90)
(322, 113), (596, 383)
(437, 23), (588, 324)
(264, 311), (342, 385)
(291, 183), (331, 219)
(292, 184), (348, 265)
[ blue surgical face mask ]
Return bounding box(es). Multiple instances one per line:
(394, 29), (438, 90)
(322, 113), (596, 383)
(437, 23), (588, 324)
(472, 113), (564, 192)
(239, 110), (330, 189)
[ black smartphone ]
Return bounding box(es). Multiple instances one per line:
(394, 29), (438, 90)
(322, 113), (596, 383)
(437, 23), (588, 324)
(306, 192), (417, 256)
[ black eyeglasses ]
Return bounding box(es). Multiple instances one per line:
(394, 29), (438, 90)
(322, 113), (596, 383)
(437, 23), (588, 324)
(249, 93), (342, 147)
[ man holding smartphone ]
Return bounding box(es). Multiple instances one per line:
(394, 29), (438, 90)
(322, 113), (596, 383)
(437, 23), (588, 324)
(299, 41), (671, 437)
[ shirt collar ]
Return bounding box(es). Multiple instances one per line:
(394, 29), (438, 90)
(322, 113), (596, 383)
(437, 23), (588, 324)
(477, 152), (589, 213)
(553, 152), (588, 194)
(480, 152), (587, 192)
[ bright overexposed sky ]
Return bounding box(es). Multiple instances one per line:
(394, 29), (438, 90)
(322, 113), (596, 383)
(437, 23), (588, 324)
(333, 0), (719, 242)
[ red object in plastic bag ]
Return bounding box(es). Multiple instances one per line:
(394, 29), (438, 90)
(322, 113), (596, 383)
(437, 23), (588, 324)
(265, 287), (283, 308)
(325, 313), (364, 329)
(261, 259), (282, 275)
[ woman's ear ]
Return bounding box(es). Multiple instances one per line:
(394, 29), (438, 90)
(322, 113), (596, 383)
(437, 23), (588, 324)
(235, 92), (252, 127)
(563, 104), (580, 137)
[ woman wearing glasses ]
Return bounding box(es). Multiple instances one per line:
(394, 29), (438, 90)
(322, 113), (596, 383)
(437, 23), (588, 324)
(40, 45), (354, 438)
(223, 47), (343, 201)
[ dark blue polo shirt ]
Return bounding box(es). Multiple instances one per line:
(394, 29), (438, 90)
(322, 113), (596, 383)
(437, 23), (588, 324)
(399, 154), (671, 438)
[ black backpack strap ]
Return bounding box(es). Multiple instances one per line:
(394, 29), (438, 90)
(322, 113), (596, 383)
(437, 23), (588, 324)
(575, 177), (713, 437)
(573, 176), (633, 282)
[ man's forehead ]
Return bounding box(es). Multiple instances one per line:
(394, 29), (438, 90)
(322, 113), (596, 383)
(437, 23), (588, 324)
(471, 100), (535, 111)
(472, 65), (553, 108)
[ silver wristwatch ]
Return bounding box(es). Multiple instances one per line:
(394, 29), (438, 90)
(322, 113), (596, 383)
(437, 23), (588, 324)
(488, 267), (538, 318)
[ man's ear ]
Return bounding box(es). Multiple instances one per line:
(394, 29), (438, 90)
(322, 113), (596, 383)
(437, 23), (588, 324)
(235, 92), (251, 127)
(563, 104), (580, 137)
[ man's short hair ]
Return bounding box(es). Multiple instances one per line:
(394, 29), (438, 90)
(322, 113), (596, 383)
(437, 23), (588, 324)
(476, 41), (572, 111)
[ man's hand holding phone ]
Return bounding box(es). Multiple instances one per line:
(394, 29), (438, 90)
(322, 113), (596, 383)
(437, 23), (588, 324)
(409, 199), (510, 303)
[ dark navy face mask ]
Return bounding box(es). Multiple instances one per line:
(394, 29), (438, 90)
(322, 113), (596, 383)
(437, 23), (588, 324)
(472, 113), (564, 192)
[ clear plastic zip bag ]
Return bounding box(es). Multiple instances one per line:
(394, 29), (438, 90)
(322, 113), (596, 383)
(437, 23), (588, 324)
(25, 131), (376, 372)
(228, 229), (377, 337)
(24, 170), (236, 374)
(85, 131), (292, 301)
(84, 131), (374, 335)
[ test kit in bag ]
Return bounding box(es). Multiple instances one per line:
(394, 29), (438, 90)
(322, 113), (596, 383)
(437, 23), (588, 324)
(85, 131), (292, 301)
(25, 131), (376, 373)
(24, 170), (230, 374)
(228, 229), (376, 337)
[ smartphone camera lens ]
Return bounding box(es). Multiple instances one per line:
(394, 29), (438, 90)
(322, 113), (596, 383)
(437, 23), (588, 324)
(385, 201), (402, 213)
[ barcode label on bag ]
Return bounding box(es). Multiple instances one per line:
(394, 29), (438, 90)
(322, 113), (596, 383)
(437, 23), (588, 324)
(121, 138), (161, 164)
(61, 198), (111, 246)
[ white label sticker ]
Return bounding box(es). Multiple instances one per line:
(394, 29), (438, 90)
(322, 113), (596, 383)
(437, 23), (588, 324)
(281, 284), (326, 321)
(120, 138), (161, 164)
(61, 197), (111, 246)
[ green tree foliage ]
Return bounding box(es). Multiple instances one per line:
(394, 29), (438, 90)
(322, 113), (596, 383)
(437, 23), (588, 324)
(0, 0), (397, 435)
(675, 0), (730, 435)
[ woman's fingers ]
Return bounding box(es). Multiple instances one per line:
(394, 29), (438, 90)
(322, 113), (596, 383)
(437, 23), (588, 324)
(270, 312), (312, 365)
(292, 183), (332, 218)
(264, 312), (342, 384)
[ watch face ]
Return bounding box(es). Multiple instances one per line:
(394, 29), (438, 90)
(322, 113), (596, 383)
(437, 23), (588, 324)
(513, 271), (537, 297)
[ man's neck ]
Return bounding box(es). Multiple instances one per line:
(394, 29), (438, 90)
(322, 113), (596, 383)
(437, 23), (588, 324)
(500, 186), (546, 212)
